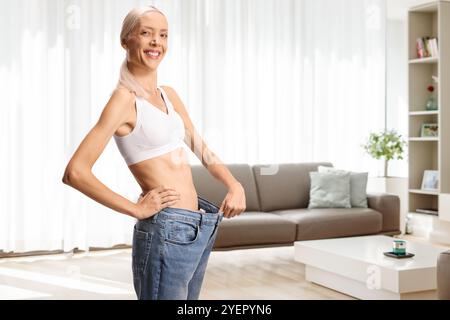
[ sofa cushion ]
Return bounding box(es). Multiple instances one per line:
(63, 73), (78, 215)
(318, 166), (368, 208)
(252, 162), (333, 211)
(191, 164), (260, 211)
(272, 208), (382, 240)
(308, 171), (351, 208)
(213, 212), (297, 249)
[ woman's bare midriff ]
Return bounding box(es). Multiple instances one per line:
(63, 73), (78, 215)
(128, 146), (200, 213)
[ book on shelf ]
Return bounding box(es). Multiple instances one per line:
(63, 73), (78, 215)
(415, 208), (438, 215)
(416, 37), (439, 58)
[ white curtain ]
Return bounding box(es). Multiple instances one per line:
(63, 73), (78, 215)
(0, 0), (386, 254)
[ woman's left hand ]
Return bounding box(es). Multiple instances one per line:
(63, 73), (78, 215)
(219, 183), (246, 218)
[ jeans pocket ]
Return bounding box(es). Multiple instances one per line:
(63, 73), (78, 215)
(165, 220), (200, 245)
(132, 226), (152, 277)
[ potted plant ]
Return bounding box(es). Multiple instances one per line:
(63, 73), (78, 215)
(363, 129), (407, 178)
(363, 130), (408, 233)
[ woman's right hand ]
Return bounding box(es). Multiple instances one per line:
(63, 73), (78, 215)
(135, 186), (181, 220)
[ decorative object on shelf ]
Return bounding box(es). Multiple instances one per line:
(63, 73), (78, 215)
(416, 37), (426, 58)
(416, 37), (439, 58)
(425, 84), (438, 111)
(432, 75), (439, 84)
(421, 170), (439, 191)
(427, 37), (439, 57)
(420, 123), (438, 137)
(362, 130), (407, 178)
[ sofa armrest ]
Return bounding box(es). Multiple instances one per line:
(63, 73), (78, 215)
(367, 192), (400, 233)
(438, 250), (450, 300)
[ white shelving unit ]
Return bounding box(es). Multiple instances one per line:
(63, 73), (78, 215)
(408, 1), (450, 225)
(409, 56), (439, 64)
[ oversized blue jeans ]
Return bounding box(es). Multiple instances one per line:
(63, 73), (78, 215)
(131, 196), (224, 300)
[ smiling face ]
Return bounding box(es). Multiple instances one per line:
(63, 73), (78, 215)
(124, 11), (168, 72)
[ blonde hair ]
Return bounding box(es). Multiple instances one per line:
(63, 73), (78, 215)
(117, 6), (166, 98)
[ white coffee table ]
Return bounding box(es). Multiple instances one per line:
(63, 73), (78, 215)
(294, 235), (446, 300)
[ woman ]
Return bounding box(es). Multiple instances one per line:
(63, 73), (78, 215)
(62, 5), (246, 300)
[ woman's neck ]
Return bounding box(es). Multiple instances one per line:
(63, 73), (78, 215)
(127, 62), (159, 96)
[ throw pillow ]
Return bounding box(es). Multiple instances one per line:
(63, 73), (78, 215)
(308, 171), (351, 208)
(318, 166), (368, 208)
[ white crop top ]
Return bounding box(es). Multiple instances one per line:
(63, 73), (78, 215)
(113, 86), (186, 166)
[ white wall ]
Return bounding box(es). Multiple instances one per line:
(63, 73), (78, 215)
(386, 19), (408, 177)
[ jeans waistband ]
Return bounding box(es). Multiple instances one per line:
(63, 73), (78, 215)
(140, 196), (223, 227)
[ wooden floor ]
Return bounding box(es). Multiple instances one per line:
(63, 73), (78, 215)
(2, 235), (447, 300)
(0, 246), (352, 300)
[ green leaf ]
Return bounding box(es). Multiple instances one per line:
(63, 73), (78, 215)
(362, 129), (407, 164)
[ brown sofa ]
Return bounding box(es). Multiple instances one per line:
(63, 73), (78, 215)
(190, 163), (401, 250)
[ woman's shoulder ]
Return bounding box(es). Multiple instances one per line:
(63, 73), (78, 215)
(160, 85), (177, 96)
(110, 86), (137, 107)
(104, 86), (137, 115)
(160, 85), (182, 111)
(113, 85), (136, 100)
(160, 85), (182, 104)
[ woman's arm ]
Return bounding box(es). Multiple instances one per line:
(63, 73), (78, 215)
(62, 88), (180, 219)
(163, 86), (246, 218)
